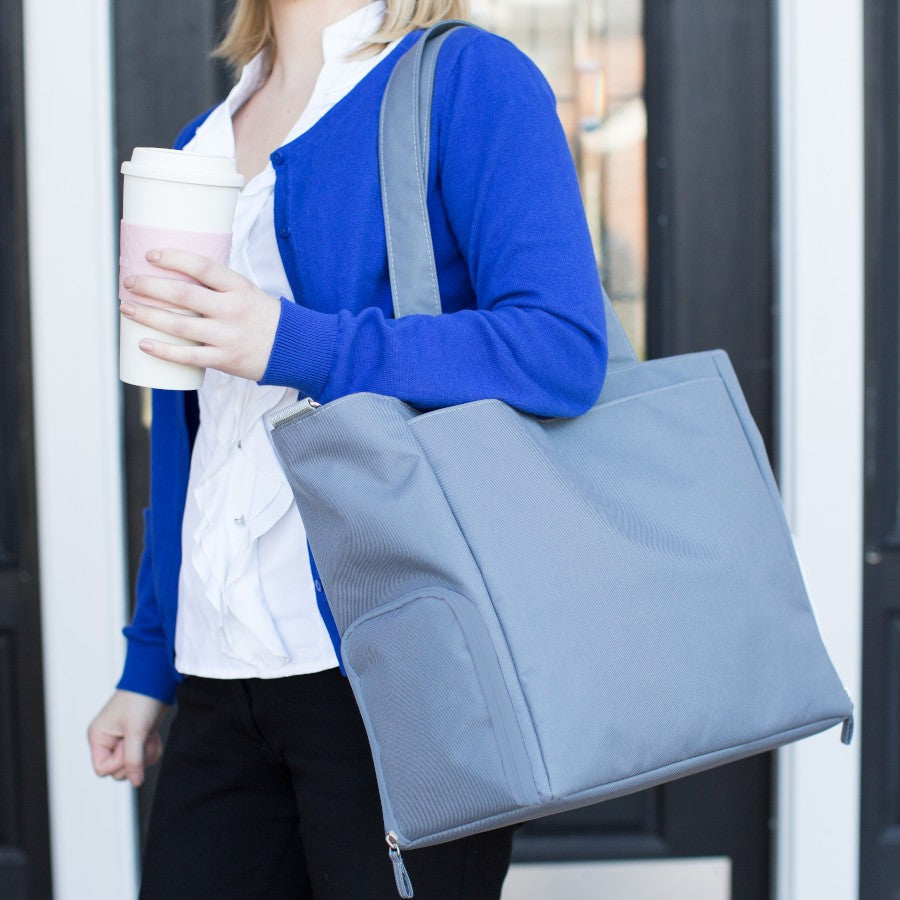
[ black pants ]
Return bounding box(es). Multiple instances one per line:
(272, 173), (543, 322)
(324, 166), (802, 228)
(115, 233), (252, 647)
(140, 669), (513, 899)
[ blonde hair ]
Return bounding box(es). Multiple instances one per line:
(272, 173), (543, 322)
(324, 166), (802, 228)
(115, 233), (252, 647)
(214, 0), (470, 75)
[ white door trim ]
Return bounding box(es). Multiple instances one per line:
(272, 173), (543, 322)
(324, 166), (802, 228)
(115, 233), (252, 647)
(23, 0), (139, 896)
(774, 1), (864, 898)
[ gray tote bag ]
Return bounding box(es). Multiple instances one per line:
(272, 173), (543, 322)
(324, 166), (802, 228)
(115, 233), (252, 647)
(268, 21), (853, 897)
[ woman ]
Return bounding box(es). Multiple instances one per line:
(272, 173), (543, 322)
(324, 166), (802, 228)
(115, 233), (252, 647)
(88, 0), (608, 896)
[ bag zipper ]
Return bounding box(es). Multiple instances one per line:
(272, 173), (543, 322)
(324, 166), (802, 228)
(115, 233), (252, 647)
(265, 396), (320, 431)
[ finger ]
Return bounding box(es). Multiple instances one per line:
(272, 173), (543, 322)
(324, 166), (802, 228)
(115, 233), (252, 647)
(112, 769), (129, 782)
(89, 722), (121, 769)
(120, 301), (211, 344)
(147, 248), (241, 292)
(123, 732), (146, 788)
(93, 739), (125, 776)
(137, 337), (222, 371)
(90, 737), (117, 775)
(122, 275), (215, 316)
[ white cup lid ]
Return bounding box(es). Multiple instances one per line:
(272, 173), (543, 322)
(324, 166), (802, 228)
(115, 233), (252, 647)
(121, 147), (245, 188)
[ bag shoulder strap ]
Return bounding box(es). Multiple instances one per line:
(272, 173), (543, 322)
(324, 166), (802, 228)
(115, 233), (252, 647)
(377, 21), (638, 370)
(379, 21), (470, 319)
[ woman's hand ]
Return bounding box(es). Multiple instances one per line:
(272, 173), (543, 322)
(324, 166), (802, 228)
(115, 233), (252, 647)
(120, 248), (282, 381)
(88, 689), (168, 788)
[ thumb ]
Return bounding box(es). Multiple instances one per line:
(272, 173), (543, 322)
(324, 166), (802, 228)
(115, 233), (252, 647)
(91, 735), (124, 776)
(123, 730), (147, 788)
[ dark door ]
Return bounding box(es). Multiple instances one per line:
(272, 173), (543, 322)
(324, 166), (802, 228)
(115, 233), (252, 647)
(113, 2), (774, 895)
(513, 3), (774, 899)
(0, 0), (53, 896)
(860, 1), (900, 896)
(113, 0), (233, 837)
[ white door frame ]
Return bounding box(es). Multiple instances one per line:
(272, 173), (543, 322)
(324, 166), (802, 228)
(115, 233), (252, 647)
(23, 0), (139, 897)
(774, 1), (864, 898)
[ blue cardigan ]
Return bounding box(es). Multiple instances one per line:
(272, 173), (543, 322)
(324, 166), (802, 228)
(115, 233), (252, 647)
(117, 26), (608, 704)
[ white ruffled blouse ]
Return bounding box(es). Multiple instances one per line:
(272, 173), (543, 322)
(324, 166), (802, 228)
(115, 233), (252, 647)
(174, 1), (399, 678)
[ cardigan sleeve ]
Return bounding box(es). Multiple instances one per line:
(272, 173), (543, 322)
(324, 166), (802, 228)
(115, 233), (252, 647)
(115, 513), (181, 705)
(260, 32), (608, 418)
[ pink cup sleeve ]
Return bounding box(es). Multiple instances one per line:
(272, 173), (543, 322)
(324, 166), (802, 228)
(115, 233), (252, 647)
(119, 221), (233, 305)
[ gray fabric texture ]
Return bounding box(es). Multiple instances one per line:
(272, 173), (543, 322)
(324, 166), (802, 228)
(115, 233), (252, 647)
(267, 21), (853, 852)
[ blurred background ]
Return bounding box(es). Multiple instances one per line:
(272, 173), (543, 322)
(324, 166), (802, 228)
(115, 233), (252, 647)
(2, 0), (890, 897)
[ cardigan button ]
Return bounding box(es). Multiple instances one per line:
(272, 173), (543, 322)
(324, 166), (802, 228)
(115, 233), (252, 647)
(314, 579), (323, 593)
(271, 150), (285, 165)
(277, 226), (291, 239)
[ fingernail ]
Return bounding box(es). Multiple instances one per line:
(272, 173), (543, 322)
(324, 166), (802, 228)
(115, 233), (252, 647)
(123, 276), (135, 289)
(120, 302), (135, 316)
(146, 250), (161, 263)
(139, 339), (154, 353)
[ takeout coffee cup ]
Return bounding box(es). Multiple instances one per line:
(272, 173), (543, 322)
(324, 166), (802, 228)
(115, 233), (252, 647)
(119, 148), (244, 390)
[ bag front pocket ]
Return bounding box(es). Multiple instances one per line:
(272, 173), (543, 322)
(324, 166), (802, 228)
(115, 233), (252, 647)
(341, 589), (539, 845)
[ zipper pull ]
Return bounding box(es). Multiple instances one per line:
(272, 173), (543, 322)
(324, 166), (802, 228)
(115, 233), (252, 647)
(841, 715), (854, 745)
(386, 832), (414, 898)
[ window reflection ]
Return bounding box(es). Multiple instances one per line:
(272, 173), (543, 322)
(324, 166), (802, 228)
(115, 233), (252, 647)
(472, 0), (648, 359)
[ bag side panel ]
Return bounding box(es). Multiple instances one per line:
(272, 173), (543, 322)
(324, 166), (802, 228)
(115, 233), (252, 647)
(270, 393), (486, 631)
